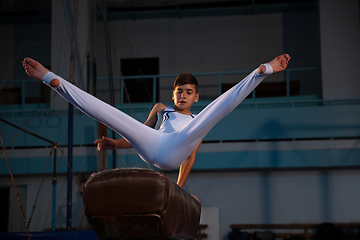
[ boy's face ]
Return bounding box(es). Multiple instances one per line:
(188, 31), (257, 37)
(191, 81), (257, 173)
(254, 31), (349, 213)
(172, 84), (199, 112)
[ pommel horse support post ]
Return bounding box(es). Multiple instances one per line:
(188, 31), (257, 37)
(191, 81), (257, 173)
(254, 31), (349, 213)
(83, 168), (201, 239)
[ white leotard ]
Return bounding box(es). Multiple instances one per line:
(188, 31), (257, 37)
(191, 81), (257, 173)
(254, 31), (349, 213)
(42, 64), (273, 170)
(155, 106), (196, 133)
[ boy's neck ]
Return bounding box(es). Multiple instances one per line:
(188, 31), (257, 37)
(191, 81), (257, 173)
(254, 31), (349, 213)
(173, 106), (193, 115)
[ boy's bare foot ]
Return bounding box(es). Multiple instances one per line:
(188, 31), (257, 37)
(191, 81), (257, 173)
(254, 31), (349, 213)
(258, 54), (291, 74)
(22, 58), (59, 87)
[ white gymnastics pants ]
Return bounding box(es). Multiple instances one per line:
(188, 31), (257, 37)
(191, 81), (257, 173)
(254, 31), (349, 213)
(43, 64), (273, 170)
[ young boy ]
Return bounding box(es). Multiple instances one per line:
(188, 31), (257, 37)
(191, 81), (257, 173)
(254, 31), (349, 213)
(22, 54), (290, 189)
(95, 73), (202, 188)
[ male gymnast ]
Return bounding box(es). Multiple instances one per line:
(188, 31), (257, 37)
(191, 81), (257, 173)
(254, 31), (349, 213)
(23, 54), (290, 191)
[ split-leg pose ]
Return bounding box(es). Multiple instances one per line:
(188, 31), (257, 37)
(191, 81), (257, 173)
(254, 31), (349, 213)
(23, 54), (290, 178)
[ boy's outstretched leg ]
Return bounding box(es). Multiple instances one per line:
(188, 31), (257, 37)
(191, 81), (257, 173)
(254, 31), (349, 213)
(258, 54), (291, 74)
(22, 57), (166, 169)
(170, 54), (291, 163)
(22, 58), (59, 87)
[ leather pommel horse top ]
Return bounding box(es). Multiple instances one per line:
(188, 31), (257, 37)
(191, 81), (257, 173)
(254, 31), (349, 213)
(83, 168), (201, 240)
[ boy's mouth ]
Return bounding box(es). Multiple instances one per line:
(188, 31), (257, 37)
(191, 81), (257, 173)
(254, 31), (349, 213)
(179, 100), (186, 104)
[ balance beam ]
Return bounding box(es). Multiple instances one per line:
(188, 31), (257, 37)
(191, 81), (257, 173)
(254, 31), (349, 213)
(83, 168), (201, 239)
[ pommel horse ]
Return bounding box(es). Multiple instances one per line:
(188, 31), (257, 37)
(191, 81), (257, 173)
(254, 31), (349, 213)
(83, 168), (201, 239)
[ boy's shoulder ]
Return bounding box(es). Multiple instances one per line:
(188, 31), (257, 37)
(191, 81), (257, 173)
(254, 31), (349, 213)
(153, 103), (167, 114)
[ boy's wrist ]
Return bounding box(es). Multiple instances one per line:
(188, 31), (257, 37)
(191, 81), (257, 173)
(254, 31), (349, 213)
(262, 63), (273, 75)
(43, 72), (58, 86)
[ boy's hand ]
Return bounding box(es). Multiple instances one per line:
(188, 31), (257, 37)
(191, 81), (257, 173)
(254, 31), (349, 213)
(94, 136), (117, 151)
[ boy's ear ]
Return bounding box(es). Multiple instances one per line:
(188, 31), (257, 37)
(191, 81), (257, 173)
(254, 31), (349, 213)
(172, 90), (175, 100)
(194, 92), (199, 103)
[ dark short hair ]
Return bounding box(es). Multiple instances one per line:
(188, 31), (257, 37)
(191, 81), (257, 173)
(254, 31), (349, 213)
(173, 73), (199, 93)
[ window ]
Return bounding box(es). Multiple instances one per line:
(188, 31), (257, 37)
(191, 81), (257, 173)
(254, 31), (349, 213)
(120, 57), (159, 103)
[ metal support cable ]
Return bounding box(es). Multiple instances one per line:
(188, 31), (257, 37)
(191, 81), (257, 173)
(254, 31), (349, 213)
(0, 117), (54, 145)
(119, 21), (153, 102)
(52, 145), (57, 231)
(27, 148), (53, 228)
(0, 104), (48, 151)
(0, 0), (48, 93)
(67, 0), (79, 231)
(58, 146), (82, 190)
(0, 131), (31, 240)
(100, 0), (117, 169)
(100, 0), (115, 107)
(0, 117), (60, 232)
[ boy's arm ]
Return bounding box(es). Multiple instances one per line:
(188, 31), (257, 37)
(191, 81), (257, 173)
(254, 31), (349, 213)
(176, 140), (202, 188)
(95, 137), (132, 151)
(143, 103), (166, 128)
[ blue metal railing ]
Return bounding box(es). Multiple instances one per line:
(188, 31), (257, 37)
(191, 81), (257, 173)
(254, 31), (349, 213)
(2, 67), (319, 107)
(97, 67), (319, 104)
